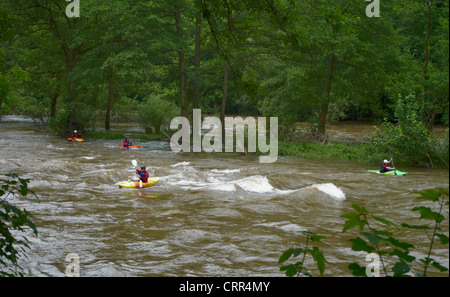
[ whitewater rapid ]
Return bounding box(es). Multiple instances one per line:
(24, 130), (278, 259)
(156, 161), (346, 200)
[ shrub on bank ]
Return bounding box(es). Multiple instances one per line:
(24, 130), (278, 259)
(278, 141), (383, 165)
(368, 96), (449, 168)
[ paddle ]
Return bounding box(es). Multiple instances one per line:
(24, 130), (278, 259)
(131, 159), (142, 188)
(389, 149), (397, 176)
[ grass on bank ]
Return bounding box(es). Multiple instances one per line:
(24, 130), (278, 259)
(86, 130), (382, 165)
(278, 141), (382, 165)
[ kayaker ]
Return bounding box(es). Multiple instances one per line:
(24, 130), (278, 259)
(380, 159), (395, 173)
(123, 137), (132, 149)
(71, 130), (81, 139)
(136, 165), (149, 183)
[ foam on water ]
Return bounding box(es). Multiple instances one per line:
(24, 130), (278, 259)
(305, 183), (346, 200)
(171, 161), (191, 168)
(158, 161), (346, 200)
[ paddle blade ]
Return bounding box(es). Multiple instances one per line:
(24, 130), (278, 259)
(139, 180), (142, 188)
(132, 160), (137, 167)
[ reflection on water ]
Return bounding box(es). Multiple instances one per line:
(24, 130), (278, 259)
(0, 117), (448, 277)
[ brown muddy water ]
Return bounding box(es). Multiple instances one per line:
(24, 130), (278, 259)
(0, 116), (448, 276)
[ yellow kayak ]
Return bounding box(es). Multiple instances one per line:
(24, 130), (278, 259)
(68, 138), (85, 142)
(118, 177), (160, 189)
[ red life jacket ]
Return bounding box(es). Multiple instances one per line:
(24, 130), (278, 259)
(136, 169), (149, 183)
(380, 163), (388, 173)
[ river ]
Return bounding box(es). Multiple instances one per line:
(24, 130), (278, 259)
(1, 116), (448, 277)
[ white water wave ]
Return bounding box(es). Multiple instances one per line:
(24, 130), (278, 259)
(302, 183), (346, 200)
(171, 161), (191, 167)
(161, 162), (346, 199)
(210, 168), (241, 174)
(163, 173), (291, 194)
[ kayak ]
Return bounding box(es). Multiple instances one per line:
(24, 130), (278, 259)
(118, 177), (159, 189)
(368, 169), (408, 176)
(117, 145), (140, 149)
(68, 138), (85, 142)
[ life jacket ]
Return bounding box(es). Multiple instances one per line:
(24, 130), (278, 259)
(137, 170), (149, 183)
(380, 163), (388, 173)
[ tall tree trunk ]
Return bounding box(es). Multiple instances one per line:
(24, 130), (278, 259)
(67, 72), (78, 134)
(424, 0), (432, 79)
(50, 93), (59, 118)
(174, 5), (188, 118)
(105, 68), (114, 130)
(220, 44), (230, 134)
(62, 45), (81, 135)
(220, 30), (232, 146)
(424, 0), (434, 132)
(193, 9), (202, 109)
(316, 24), (338, 141)
(57, 17), (81, 135)
(220, 1), (233, 145)
(316, 52), (336, 141)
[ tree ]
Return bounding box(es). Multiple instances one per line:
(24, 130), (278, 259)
(389, 0), (449, 131)
(257, 0), (400, 139)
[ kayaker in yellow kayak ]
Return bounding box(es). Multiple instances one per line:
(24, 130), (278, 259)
(136, 165), (149, 183)
(380, 159), (395, 173)
(70, 130), (82, 140)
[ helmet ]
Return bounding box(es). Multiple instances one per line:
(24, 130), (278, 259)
(141, 166), (146, 170)
(74, 130), (77, 133)
(125, 137), (128, 139)
(383, 159), (389, 163)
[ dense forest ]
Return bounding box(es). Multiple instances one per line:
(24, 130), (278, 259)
(0, 0), (448, 166)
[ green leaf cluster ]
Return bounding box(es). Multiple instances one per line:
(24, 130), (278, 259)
(137, 94), (179, 134)
(368, 95), (449, 168)
(0, 173), (38, 277)
(341, 188), (449, 277)
(278, 231), (327, 277)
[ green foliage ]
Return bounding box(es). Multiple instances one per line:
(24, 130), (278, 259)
(0, 48), (30, 113)
(137, 95), (178, 134)
(278, 140), (381, 164)
(0, 173), (38, 277)
(47, 102), (96, 136)
(85, 131), (125, 140)
(368, 95), (449, 167)
(279, 231), (327, 277)
(341, 188), (449, 277)
(0, 0), (448, 165)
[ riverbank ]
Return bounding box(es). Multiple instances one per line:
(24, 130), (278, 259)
(2, 115), (447, 168)
(83, 129), (448, 168)
(83, 130), (385, 166)
(278, 140), (380, 165)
